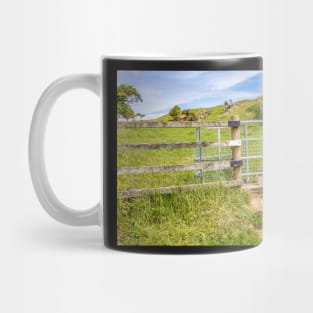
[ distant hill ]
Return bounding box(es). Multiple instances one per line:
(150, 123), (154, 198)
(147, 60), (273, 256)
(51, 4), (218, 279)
(153, 97), (263, 122)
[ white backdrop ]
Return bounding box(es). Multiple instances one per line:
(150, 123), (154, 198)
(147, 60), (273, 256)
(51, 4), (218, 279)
(1, 0), (313, 312)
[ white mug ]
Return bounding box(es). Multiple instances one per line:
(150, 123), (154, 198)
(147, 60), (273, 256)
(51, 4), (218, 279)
(29, 53), (263, 253)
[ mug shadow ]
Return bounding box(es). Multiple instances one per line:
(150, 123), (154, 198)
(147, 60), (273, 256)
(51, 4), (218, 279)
(29, 223), (107, 252)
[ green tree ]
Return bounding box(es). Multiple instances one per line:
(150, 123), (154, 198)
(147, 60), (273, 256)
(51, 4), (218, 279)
(181, 109), (197, 121)
(169, 105), (181, 121)
(123, 106), (135, 120)
(117, 84), (143, 120)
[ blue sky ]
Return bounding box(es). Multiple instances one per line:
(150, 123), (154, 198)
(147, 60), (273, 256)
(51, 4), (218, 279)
(117, 70), (262, 119)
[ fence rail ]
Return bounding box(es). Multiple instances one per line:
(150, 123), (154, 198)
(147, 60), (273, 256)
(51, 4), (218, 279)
(118, 121), (228, 128)
(119, 180), (242, 198)
(118, 160), (231, 175)
(118, 140), (240, 151)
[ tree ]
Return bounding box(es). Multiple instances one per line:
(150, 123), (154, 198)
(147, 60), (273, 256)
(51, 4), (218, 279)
(123, 106), (135, 120)
(169, 105), (181, 121)
(135, 113), (145, 120)
(117, 84), (143, 120)
(182, 109), (197, 121)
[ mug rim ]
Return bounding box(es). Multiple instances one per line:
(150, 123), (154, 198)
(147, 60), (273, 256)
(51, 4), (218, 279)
(102, 52), (260, 61)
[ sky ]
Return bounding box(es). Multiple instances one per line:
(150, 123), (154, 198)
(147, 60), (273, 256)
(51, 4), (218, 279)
(117, 70), (262, 119)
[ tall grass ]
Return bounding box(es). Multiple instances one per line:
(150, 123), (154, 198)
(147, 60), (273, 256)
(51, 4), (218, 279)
(118, 185), (262, 246)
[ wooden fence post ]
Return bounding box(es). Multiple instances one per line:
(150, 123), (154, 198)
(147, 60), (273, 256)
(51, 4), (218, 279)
(230, 115), (242, 181)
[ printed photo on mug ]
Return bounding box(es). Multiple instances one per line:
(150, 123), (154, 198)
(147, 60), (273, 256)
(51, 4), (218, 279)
(116, 69), (262, 246)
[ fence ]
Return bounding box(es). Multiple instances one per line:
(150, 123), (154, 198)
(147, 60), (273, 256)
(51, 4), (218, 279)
(117, 116), (262, 198)
(194, 119), (263, 183)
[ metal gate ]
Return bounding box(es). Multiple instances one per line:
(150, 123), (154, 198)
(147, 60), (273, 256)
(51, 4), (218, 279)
(195, 120), (263, 182)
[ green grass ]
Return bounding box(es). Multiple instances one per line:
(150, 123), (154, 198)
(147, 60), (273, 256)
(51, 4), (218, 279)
(117, 97), (263, 246)
(118, 185), (262, 246)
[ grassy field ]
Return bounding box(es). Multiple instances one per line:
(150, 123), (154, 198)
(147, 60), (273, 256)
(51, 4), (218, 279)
(117, 97), (263, 246)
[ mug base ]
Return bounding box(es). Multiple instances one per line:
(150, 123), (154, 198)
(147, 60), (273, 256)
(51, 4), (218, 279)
(105, 243), (261, 254)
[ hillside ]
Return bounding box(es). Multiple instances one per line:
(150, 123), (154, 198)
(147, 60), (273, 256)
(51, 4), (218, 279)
(154, 97), (262, 122)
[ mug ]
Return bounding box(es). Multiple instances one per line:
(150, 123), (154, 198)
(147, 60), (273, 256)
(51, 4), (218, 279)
(29, 53), (263, 253)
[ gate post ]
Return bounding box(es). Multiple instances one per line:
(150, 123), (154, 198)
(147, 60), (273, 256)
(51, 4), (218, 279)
(229, 115), (242, 181)
(195, 127), (203, 181)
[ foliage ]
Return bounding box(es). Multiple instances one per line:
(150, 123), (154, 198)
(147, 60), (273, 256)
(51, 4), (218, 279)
(117, 84), (143, 120)
(117, 185), (262, 246)
(169, 105), (181, 121)
(181, 109), (197, 121)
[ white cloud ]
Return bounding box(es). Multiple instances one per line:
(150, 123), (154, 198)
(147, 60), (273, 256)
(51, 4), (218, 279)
(207, 71), (260, 90)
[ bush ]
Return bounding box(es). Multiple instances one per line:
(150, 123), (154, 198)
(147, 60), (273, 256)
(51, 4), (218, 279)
(169, 105), (181, 121)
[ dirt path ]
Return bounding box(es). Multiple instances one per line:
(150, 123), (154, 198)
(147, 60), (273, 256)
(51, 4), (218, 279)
(250, 191), (263, 210)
